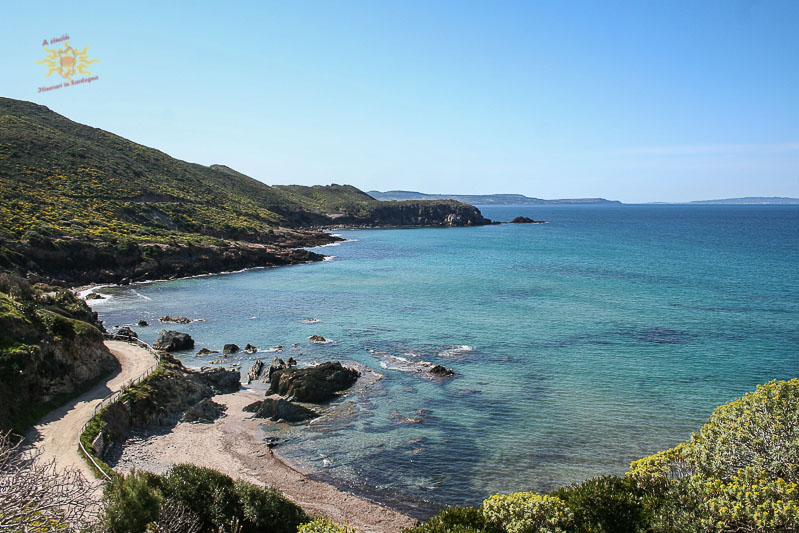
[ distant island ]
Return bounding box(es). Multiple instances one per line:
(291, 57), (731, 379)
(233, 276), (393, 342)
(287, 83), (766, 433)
(688, 197), (799, 205)
(368, 190), (622, 205)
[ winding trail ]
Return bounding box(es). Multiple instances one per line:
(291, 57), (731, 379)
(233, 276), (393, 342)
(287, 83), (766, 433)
(25, 340), (156, 479)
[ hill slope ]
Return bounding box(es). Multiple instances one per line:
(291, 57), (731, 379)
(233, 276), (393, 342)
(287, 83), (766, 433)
(0, 98), (487, 284)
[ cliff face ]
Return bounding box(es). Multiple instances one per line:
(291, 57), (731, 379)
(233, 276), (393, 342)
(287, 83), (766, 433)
(0, 288), (116, 432)
(347, 200), (490, 227)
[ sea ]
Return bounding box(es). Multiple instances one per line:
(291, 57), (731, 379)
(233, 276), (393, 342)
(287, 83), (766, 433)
(87, 204), (799, 518)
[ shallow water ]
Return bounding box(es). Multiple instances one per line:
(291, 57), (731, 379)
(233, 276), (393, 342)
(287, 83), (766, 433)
(90, 205), (799, 517)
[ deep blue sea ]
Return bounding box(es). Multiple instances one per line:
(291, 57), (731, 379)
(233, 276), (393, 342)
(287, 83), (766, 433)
(89, 205), (799, 517)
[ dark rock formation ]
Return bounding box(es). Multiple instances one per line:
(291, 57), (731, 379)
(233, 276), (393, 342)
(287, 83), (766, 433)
(243, 343), (258, 354)
(267, 357), (286, 382)
(510, 216), (544, 224)
(308, 335), (329, 343)
(198, 366), (241, 393)
(85, 293), (105, 300)
(429, 364), (455, 377)
(287, 357), (298, 367)
(223, 343), (240, 354)
(246, 360), (264, 384)
(160, 315), (191, 324)
(181, 398), (226, 423)
(196, 348), (218, 355)
(117, 326), (138, 339)
(153, 330), (194, 351)
(137, 320), (149, 327)
(270, 362), (360, 403)
(243, 398), (318, 422)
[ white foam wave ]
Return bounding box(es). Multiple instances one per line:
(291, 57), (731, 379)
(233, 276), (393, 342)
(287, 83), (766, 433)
(439, 345), (475, 358)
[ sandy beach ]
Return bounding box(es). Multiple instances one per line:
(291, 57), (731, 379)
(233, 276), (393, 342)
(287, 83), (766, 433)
(112, 388), (417, 533)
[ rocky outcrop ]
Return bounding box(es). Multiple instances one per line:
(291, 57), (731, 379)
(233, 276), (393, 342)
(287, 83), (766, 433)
(321, 200), (490, 228)
(266, 357), (286, 382)
(153, 330), (194, 351)
(181, 398), (226, 423)
(196, 348), (217, 355)
(308, 335), (329, 344)
(199, 366), (241, 393)
(243, 343), (258, 354)
(160, 315), (191, 324)
(510, 216), (544, 224)
(246, 360), (264, 384)
(269, 362), (359, 403)
(243, 398), (318, 422)
(429, 364), (455, 377)
(137, 320), (149, 327)
(223, 343), (240, 354)
(117, 326), (137, 339)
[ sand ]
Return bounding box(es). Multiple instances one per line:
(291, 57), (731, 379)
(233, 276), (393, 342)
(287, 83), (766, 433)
(113, 388), (418, 533)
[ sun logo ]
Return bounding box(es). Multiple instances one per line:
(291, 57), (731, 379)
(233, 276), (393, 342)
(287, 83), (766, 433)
(36, 41), (99, 82)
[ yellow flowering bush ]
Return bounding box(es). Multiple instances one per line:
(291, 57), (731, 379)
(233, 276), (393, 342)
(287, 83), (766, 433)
(481, 492), (574, 533)
(298, 518), (356, 533)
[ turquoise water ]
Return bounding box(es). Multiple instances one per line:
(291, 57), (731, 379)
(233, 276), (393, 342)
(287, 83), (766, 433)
(91, 205), (799, 517)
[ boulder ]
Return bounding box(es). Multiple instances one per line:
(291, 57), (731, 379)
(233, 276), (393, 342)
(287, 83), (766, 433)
(308, 335), (329, 344)
(429, 364), (455, 377)
(181, 398), (226, 423)
(85, 293), (105, 300)
(198, 367), (241, 393)
(243, 343), (258, 354)
(223, 343), (240, 354)
(117, 326), (138, 339)
(287, 357), (298, 367)
(153, 330), (194, 352)
(137, 320), (149, 327)
(270, 362), (360, 403)
(246, 360), (264, 384)
(196, 348), (219, 355)
(243, 398), (318, 422)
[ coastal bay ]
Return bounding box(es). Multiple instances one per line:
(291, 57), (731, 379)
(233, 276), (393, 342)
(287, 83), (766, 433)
(89, 204), (799, 516)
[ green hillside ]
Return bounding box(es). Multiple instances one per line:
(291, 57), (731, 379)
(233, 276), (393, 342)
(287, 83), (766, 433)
(0, 97), (487, 284)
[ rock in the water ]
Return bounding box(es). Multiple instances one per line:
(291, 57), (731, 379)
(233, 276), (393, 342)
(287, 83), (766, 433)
(243, 398), (318, 422)
(198, 367), (241, 393)
(246, 360), (264, 384)
(429, 364), (455, 377)
(196, 348), (219, 355)
(223, 343), (240, 354)
(510, 216), (543, 224)
(270, 362), (359, 403)
(117, 326), (138, 339)
(308, 335), (329, 344)
(266, 357), (286, 382)
(85, 293), (105, 300)
(137, 320), (149, 327)
(287, 357), (298, 367)
(153, 330), (194, 352)
(181, 398), (226, 423)
(159, 315), (192, 324)
(243, 343), (258, 354)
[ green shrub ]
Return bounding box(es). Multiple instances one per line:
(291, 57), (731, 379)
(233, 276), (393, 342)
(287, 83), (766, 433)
(406, 506), (495, 533)
(233, 479), (308, 533)
(103, 470), (162, 532)
(551, 476), (645, 533)
(298, 518), (356, 533)
(163, 464), (239, 531)
(482, 492), (574, 533)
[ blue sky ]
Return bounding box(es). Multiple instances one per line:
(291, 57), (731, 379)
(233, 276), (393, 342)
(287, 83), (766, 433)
(2, 1), (798, 202)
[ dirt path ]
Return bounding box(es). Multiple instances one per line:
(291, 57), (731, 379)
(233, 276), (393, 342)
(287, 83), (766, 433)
(25, 340), (156, 479)
(114, 389), (419, 533)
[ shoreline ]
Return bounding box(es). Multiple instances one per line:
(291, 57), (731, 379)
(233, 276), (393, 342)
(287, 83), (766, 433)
(111, 388), (418, 533)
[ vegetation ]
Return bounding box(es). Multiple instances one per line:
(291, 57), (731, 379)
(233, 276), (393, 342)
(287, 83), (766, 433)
(408, 379), (799, 532)
(103, 465), (309, 533)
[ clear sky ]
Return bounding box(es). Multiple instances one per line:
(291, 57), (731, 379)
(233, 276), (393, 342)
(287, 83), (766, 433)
(2, 1), (798, 203)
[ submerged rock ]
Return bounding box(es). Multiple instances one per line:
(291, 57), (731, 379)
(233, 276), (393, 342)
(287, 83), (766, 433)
(243, 343), (258, 354)
(117, 326), (138, 339)
(510, 216), (544, 224)
(153, 330), (194, 352)
(308, 335), (329, 344)
(270, 362), (359, 403)
(243, 398), (318, 422)
(223, 343), (240, 354)
(137, 320), (149, 327)
(196, 348), (219, 355)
